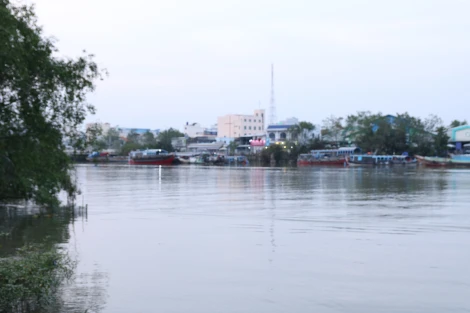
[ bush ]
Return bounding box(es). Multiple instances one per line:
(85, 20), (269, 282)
(0, 243), (74, 313)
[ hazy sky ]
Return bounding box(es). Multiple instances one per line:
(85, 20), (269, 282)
(32, 0), (470, 131)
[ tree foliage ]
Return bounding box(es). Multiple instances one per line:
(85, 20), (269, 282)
(0, 243), (74, 313)
(120, 142), (142, 156)
(260, 144), (287, 165)
(157, 128), (184, 152)
(434, 127), (450, 157)
(227, 141), (238, 156)
(103, 127), (121, 151)
(449, 120), (468, 128)
(141, 131), (157, 147)
(126, 130), (140, 144)
(0, 1), (103, 205)
(343, 112), (443, 155)
(288, 121), (316, 145)
(322, 115), (344, 146)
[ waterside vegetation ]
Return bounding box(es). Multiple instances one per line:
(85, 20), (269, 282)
(1, 1), (103, 311)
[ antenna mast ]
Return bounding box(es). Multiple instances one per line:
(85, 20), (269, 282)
(269, 64), (277, 125)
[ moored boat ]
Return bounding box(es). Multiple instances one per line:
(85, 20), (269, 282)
(128, 149), (175, 165)
(225, 155), (249, 165)
(86, 152), (128, 163)
(347, 154), (417, 166)
(416, 154), (470, 167)
(297, 154), (346, 166)
(175, 152), (199, 164)
(86, 151), (110, 162)
(297, 147), (360, 166)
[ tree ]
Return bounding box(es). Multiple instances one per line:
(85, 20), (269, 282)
(449, 120), (468, 128)
(0, 1), (104, 205)
(308, 136), (325, 150)
(104, 127), (121, 151)
(423, 114), (443, 133)
(260, 144), (286, 165)
(227, 141), (239, 155)
(288, 121), (315, 145)
(322, 115), (344, 146)
(120, 142), (142, 156)
(434, 127), (450, 157)
(141, 131), (157, 147)
(157, 128), (184, 152)
(126, 130), (140, 144)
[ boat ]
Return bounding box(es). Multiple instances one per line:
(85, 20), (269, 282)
(225, 155), (249, 165)
(207, 154), (225, 165)
(297, 154), (346, 166)
(128, 149), (175, 165)
(347, 154), (417, 166)
(186, 152), (226, 165)
(86, 152), (128, 163)
(416, 154), (470, 167)
(297, 147), (360, 166)
(86, 151), (109, 162)
(175, 152), (198, 164)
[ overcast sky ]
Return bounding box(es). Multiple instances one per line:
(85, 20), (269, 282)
(32, 0), (470, 131)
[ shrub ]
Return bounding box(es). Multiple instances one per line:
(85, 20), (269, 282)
(0, 243), (74, 313)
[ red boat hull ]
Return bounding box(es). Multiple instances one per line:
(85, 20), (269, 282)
(129, 155), (175, 165)
(297, 158), (347, 166)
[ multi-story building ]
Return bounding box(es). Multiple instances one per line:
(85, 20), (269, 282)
(217, 109), (265, 139)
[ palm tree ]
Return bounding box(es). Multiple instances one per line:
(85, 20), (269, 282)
(289, 122), (315, 145)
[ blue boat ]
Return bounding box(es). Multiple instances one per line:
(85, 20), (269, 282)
(224, 156), (249, 165)
(347, 154), (417, 166)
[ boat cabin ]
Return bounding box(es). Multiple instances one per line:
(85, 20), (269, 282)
(129, 149), (169, 158)
(349, 154), (412, 165)
(310, 147), (361, 158)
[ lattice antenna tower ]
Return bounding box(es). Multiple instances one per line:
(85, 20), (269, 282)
(269, 64), (277, 125)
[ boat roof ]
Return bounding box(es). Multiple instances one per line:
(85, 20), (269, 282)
(311, 147), (361, 153)
(187, 142), (224, 149)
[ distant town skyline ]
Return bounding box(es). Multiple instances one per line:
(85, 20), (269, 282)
(32, 0), (470, 130)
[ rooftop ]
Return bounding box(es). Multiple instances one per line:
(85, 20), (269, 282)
(267, 124), (292, 130)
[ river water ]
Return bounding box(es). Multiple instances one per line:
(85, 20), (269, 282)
(7, 164), (470, 312)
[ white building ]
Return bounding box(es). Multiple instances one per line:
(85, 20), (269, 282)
(266, 118), (320, 144)
(184, 123), (205, 138)
(217, 109), (265, 138)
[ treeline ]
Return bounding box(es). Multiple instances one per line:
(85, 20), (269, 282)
(258, 113), (467, 165)
(321, 112), (467, 156)
(88, 128), (184, 155)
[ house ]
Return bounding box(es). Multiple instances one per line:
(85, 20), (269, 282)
(266, 124), (293, 143)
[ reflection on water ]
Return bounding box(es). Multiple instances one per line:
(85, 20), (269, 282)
(0, 205), (108, 313)
(3, 164), (470, 312)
